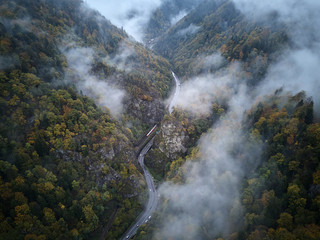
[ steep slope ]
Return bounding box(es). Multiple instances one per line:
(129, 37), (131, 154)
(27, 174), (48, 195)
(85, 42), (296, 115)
(153, 0), (287, 80)
(133, 1), (320, 239)
(0, 0), (173, 239)
(238, 93), (320, 240)
(136, 92), (320, 240)
(142, 0), (289, 180)
(2, 0), (320, 240)
(144, 0), (205, 43)
(1, 0), (173, 133)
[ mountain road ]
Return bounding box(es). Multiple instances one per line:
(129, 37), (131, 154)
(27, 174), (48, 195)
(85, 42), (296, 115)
(121, 72), (180, 239)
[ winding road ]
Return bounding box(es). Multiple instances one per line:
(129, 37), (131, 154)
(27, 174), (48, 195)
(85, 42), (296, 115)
(168, 71), (181, 114)
(121, 72), (180, 240)
(121, 139), (159, 240)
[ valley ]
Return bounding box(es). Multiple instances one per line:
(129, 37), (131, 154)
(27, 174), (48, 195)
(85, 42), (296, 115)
(1, 0), (320, 240)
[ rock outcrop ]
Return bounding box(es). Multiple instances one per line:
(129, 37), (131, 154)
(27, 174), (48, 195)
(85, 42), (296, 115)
(159, 117), (189, 160)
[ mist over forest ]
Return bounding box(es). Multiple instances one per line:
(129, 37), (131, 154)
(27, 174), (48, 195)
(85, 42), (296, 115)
(1, 0), (319, 240)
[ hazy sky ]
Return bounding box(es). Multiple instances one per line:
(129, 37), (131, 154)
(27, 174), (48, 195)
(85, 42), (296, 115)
(85, 0), (162, 41)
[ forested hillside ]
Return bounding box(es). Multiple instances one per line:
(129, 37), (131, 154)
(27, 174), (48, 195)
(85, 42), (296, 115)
(1, 0), (319, 240)
(152, 0), (287, 81)
(143, 0), (289, 184)
(136, 93), (320, 240)
(134, 0), (320, 239)
(240, 92), (320, 239)
(144, 0), (205, 43)
(0, 0), (172, 239)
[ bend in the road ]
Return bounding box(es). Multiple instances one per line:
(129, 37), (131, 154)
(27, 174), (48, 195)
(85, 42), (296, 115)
(168, 71), (181, 114)
(121, 72), (181, 240)
(121, 138), (159, 240)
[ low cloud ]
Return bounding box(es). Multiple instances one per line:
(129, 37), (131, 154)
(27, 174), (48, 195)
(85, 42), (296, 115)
(232, 0), (320, 114)
(233, 0), (320, 25)
(157, 83), (261, 239)
(64, 46), (125, 117)
(0, 56), (19, 70)
(0, 17), (33, 33)
(159, 56), (262, 239)
(178, 23), (201, 36)
(201, 53), (225, 69)
(170, 10), (188, 25)
(172, 60), (241, 115)
(156, 1), (320, 238)
(257, 48), (320, 113)
(192, 52), (226, 73)
(103, 41), (136, 72)
(86, 0), (162, 42)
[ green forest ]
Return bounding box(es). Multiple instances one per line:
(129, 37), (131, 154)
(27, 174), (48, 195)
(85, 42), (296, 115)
(0, 0), (172, 239)
(152, 0), (288, 81)
(138, 92), (320, 240)
(1, 0), (320, 239)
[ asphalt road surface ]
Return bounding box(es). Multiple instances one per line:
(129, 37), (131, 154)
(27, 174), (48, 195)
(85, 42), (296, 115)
(121, 72), (180, 239)
(168, 71), (181, 114)
(121, 139), (159, 240)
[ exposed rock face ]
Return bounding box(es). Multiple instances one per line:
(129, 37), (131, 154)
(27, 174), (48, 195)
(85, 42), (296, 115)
(126, 97), (165, 125)
(159, 118), (189, 160)
(98, 147), (115, 160)
(143, 98), (165, 124)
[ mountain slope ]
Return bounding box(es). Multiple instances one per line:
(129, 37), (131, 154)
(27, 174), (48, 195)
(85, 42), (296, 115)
(1, 0), (320, 240)
(134, 1), (320, 239)
(153, 0), (288, 80)
(0, 0), (173, 239)
(1, 0), (173, 129)
(144, 0), (206, 43)
(136, 92), (320, 240)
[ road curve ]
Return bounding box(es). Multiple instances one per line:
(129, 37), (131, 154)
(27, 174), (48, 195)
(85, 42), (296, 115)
(168, 71), (181, 114)
(121, 72), (180, 239)
(121, 138), (159, 240)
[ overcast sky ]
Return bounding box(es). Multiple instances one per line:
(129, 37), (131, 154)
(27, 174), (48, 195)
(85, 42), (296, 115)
(85, 0), (162, 42)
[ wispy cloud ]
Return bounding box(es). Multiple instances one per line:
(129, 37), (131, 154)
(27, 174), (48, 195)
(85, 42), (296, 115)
(0, 16), (33, 33)
(257, 47), (320, 113)
(0, 56), (19, 70)
(86, 0), (162, 42)
(156, 1), (320, 238)
(157, 83), (261, 239)
(64, 46), (125, 117)
(170, 10), (188, 25)
(103, 41), (136, 72)
(178, 23), (201, 36)
(171, 59), (241, 115)
(233, 0), (320, 114)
